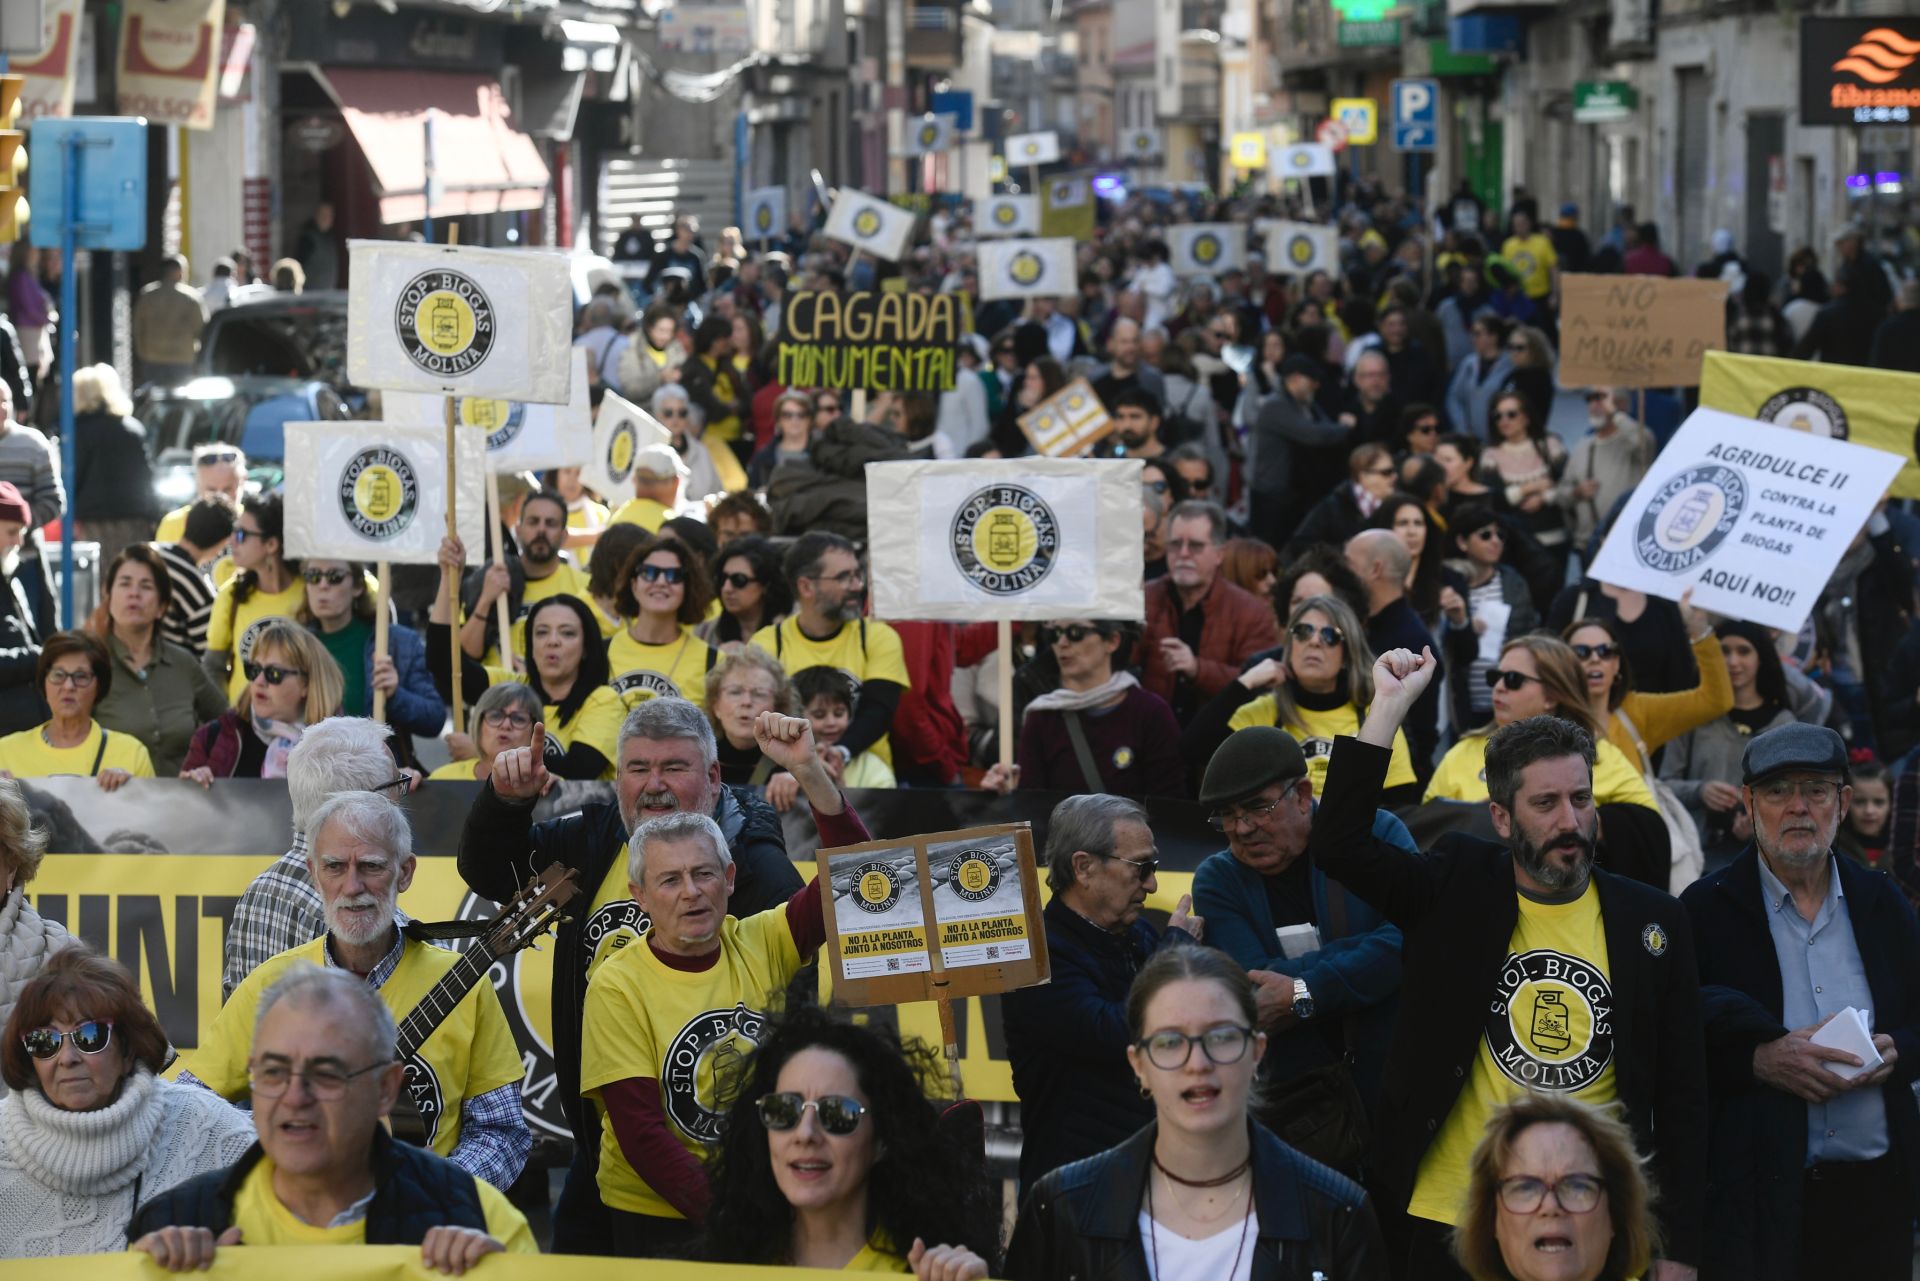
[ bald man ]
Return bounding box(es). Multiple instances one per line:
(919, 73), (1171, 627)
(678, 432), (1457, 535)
(1346, 529), (1443, 779)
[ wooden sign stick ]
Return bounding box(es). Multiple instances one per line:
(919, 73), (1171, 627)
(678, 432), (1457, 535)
(443, 395), (465, 732)
(486, 470), (516, 670)
(371, 561), (392, 724)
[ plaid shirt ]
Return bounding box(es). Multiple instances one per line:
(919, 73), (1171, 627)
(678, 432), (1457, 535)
(189, 923), (532, 1192)
(222, 835), (323, 1002)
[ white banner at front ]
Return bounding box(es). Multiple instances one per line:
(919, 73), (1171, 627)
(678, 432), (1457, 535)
(347, 241), (575, 403)
(282, 421), (487, 566)
(1588, 408), (1905, 633)
(582, 391), (673, 505)
(384, 348), (593, 474)
(866, 458), (1146, 621)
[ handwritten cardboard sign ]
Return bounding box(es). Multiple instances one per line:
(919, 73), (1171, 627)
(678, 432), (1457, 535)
(775, 290), (971, 392)
(1018, 378), (1112, 457)
(821, 823), (1050, 1009)
(1557, 274), (1727, 389)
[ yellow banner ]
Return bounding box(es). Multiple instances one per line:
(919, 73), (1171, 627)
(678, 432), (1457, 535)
(1698, 351), (1920, 500)
(64, 1246), (850, 1278)
(28, 853), (1198, 1114)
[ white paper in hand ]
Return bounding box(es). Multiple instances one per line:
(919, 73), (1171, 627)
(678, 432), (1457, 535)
(1474, 599), (1512, 665)
(1810, 1006), (1882, 1081)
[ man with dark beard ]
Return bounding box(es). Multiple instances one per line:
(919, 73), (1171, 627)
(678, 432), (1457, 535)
(1304, 646), (1705, 1281)
(459, 487), (588, 670)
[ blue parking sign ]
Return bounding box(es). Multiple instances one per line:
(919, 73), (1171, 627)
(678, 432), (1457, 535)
(1391, 78), (1438, 153)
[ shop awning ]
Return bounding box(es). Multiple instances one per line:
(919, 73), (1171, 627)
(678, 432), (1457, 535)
(313, 67), (550, 225)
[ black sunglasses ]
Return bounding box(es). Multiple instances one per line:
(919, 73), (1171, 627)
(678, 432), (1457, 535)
(1572, 642), (1617, 661)
(197, 451), (239, 466)
(1470, 526), (1505, 542)
(720, 571), (759, 590)
(23, 1020), (113, 1059)
(303, 568), (352, 586)
(244, 661), (305, 686)
(1486, 668), (1543, 691)
(756, 1091), (867, 1135)
(1289, 622), (1344, 648)
(636, 564), (687, 585)
(1042, 624), (1101, 647)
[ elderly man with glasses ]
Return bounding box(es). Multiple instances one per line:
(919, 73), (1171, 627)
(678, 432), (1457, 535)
(1001, 793), (1203, 1193)
(133, 966), (535, 1269)
(1683, 723), (1920, 1281)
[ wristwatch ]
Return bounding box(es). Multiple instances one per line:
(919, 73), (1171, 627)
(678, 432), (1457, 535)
(1291, 977), (1316, 1021)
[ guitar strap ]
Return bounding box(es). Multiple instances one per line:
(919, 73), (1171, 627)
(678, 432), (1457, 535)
(401, 918), (492, 943)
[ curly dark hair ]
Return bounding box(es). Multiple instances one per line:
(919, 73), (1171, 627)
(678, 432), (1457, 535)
(713, 535), (794, 621)
(701, 1003), (1001, 1269)
(1274, 545), (1370, 627)
(586, 522), (652, 606)
(614, 533), (715, 625)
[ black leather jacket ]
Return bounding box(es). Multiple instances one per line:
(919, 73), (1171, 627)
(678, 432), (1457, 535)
(1005, 1120), (1389, 1281)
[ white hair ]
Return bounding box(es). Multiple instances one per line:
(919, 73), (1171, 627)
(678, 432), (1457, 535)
(304, 789), (413, 862)
(255, 963), (397, 1062)
(627, 810), (731, 885)
(287, 718), (396, 827)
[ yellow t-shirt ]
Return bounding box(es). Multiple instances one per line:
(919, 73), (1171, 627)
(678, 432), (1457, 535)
(568, 498), (611, 531)
(1408, 880), (1616, 1223)
(579, 851), (649, 989)
(608, 498), (671, 532)
(1423, 734), (1655, 810)
(427, 759), (486, 782)
(205, 575), (309, 703)
(187, 935), (525, 1165)
(749, 617), (911, 766)
(580, 908), (804, 1217)
(0, 721), (154, 779)
(542, 685), (626, 780)
(485, 562), (592, 669)
(705, 358), (743, 444)
(846, 1241), (911, 1271)
(607, 624), (717, 710)
(1226, 699), (1416, 799)
(229, 1155), (538, 1251)
(1502, 232), (1558, 300)
(154, 504), (191, 545)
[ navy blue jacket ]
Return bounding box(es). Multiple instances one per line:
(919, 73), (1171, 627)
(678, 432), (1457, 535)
(1364, 597), (1443, 772)
(1193, 806), (1411, 1109)
(1002, 896), (1196, 1192)
(354, 621), (445, 738)
(1681, 847), (1920, 1281)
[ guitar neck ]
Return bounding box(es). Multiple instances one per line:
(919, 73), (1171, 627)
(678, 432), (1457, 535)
(395, 942), (502, 1062)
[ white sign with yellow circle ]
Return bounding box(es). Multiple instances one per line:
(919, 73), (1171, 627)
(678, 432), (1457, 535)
(281, 420), (488, 567)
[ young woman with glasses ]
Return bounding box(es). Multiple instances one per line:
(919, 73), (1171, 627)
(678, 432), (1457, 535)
(180, 620), (344, 784)
(1484, 389), (1571, 586)
(1660, 620), (1798, 865)
(1443, 501), (1540, 734)
(1293, 442), (1401, 551)
(204, 492), (303, 705)
(702, 647), (800, 786)
(426, 681), (543, 784)
(1562, 589), (1730, 768)
(608, 534), (721, 711)
(750, 391), (820, 489)
(1007, 945), (1388, 1280)
(1182, 594), (1420, 806)
(701, 1003), (998, 1275)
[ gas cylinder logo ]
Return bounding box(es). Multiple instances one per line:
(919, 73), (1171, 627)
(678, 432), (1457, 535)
(1633, 464), (1747, 573)
(951, 484), (1059, 595)
(395, 269), (496, 376)
(339, 447), (420, 541)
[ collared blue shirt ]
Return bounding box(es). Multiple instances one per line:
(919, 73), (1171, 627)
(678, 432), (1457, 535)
(1758, 854), (1888, 1163)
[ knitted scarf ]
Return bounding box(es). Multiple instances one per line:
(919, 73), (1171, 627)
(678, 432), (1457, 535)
(2, 1069), (159, 1196)
(1026, 671), (1140, 714)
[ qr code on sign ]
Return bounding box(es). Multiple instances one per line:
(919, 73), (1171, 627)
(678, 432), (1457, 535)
(986, 946), (1000, 960)
(886, 958), (900, 972)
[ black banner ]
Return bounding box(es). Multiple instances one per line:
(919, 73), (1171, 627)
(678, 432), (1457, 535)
(774, 290), (972, 393)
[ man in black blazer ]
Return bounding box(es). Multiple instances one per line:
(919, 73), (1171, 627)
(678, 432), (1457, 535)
(1306, 645), (1704, 1281)
(1680, 723), (1920, 1281)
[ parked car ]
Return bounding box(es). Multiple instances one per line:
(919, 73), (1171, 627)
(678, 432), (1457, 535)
(197, 289), (362, 409)
(138, 375), (348, 510)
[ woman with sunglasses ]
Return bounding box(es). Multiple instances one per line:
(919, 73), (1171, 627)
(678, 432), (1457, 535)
(1182, 595), (1420, 805)
(1219, 537), (1279, 605)
(982, 619), (1186, 799)
(1390, 402), (1443, 462)
(1007, 945), (1388, 1280)
(653, 383), (748, 502)
(750, 391), (820, 489)
(1563, 589), (1730, 766)
(698, 535), (792, 651)
(702, 1003), (998, 1275)
(1660, 620), (1798, 864)
(298, 558), (445, 753)
(0, 632), (153, 788)
(203, 492), (303, 705)
(1290, 442), (1400, 553)
(608, 534), (721, 710)
(1501, 325), (1557, 432)
(1485, 390), (1571, 585)
(428, 681), (544, 784)
(180, 620), (344, 784)
(88, 546), (225, 777)
(1442, 502), (1540, 733)
(0, 949), (254, 1256)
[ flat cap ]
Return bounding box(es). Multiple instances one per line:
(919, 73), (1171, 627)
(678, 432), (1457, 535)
(1199, 726), (1307, 808)
(1742, 722), (1849, 785)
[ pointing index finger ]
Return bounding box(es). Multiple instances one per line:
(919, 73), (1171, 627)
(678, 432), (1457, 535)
(531, 721), (547, 764)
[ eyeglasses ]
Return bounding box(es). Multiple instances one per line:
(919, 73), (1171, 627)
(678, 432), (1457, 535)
(1497, 1174), (1607, 1216)
(196, 451), (239, 466)
(756, 1091), (868, 1135)
(1486, 668), (1543, 691)
(1506, 341), (1530, 352)
(1494, 409), (1525, 421)
(45, 668), (96, 688)
(1042, 623), (1099, 647)
(1101, 850), (1159, 882)
(1135, 1024), (1254, 1071)
(368, 775), (412, 795)
(230, 528), (260, 544)
(1571, 642), (1617, 661)
(1289, 622), (1344, 649)
(636, 564), (687, 585)
(22, 1020), (113, 1059)
(720, 571), (759, 590)
(482, 709), (534, 730)
(248, 1059), (389, 1100)
(658, 408), (691, 419)
(779, 408), (811, 419)
(1755, 778), (1842, 806)
(1409, 423), (1439, 436)
(1471, 526), (1505, 542)
(1208, 793), (1290, 832)
(1364, 466), (1396, 478)
(1143, 479), (1169, 496)
(244, 661), (305, 685)
(816, 402), (841, 414)
(303, 568), (352, 586)
(1166, 538), (1214, 554)
(809, 569), (865, 587)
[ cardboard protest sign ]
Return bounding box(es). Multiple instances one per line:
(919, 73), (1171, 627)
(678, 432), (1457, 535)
(866, 456), (1146, 621)
(978, 194), (1039, 238)
(1265, 221), (1338, 276)
(823, 188), (916, 262)
(1588, 408), (1905, 633)
(902, 113), (956, 155)
(775, 291), (971, 392)
(282, 421), (487, 565)
(582, 391), (673, 504)
(1005, 130), (1060, 165)
(384, 347), (592, 473)
(1700, 350), (1920, 500)
(822, 823), (1048, 1009)
(977, 238), (1078, 302)
(1557, 274), (1727, 389)
(1170, 223), (1245, 276)
(1017, 377), (1112, 457)
(743, 186), (787, 241)
(1040, 176), (1095, 240)
(347, 241), (575, 403)
(1273, 141), (1336, 178)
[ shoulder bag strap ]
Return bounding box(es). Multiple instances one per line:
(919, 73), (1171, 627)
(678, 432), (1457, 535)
(90, 728), (109, 777)
(1613, 707), (1655, 776)
(1060, 711), (1105, 794)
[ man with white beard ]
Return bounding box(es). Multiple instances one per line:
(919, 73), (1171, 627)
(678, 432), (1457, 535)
(0, 480), (40, 733)
(183, 791), (531, 1191)
(455, 696), (849, 1255)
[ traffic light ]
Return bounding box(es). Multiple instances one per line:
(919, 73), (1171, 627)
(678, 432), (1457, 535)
(0, 75), (26, 244)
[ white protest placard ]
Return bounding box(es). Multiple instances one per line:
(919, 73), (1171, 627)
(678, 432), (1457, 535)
(865, 457), (1145, 621)
(1005, 130), (1061, 165)
(583, 390), (674, 503)
(346, 241), (575, 404)
(823, 188), (917, 262)
(383, 347), (593, 474)
(1266, 221), (1338, 276)
(282, 421), (487, 566)
(1169, 223), (1245, 276)
(979, 195), (1040, 238)
(1588, 408), (1905, 633)
(901, 113), (957, 156)
(743, 186), (787, 241)
(1273, 141), (1336, 178)
(1120, 128), (1163, 162)
(976, 238), (1078, 302)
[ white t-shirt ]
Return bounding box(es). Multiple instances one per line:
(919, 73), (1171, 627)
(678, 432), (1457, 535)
(1139, 1210), (1258, 1281)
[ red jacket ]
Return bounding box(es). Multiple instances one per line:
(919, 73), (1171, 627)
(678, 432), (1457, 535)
(1140, 576), (1281, 714)
(888, 620), (969, 784)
